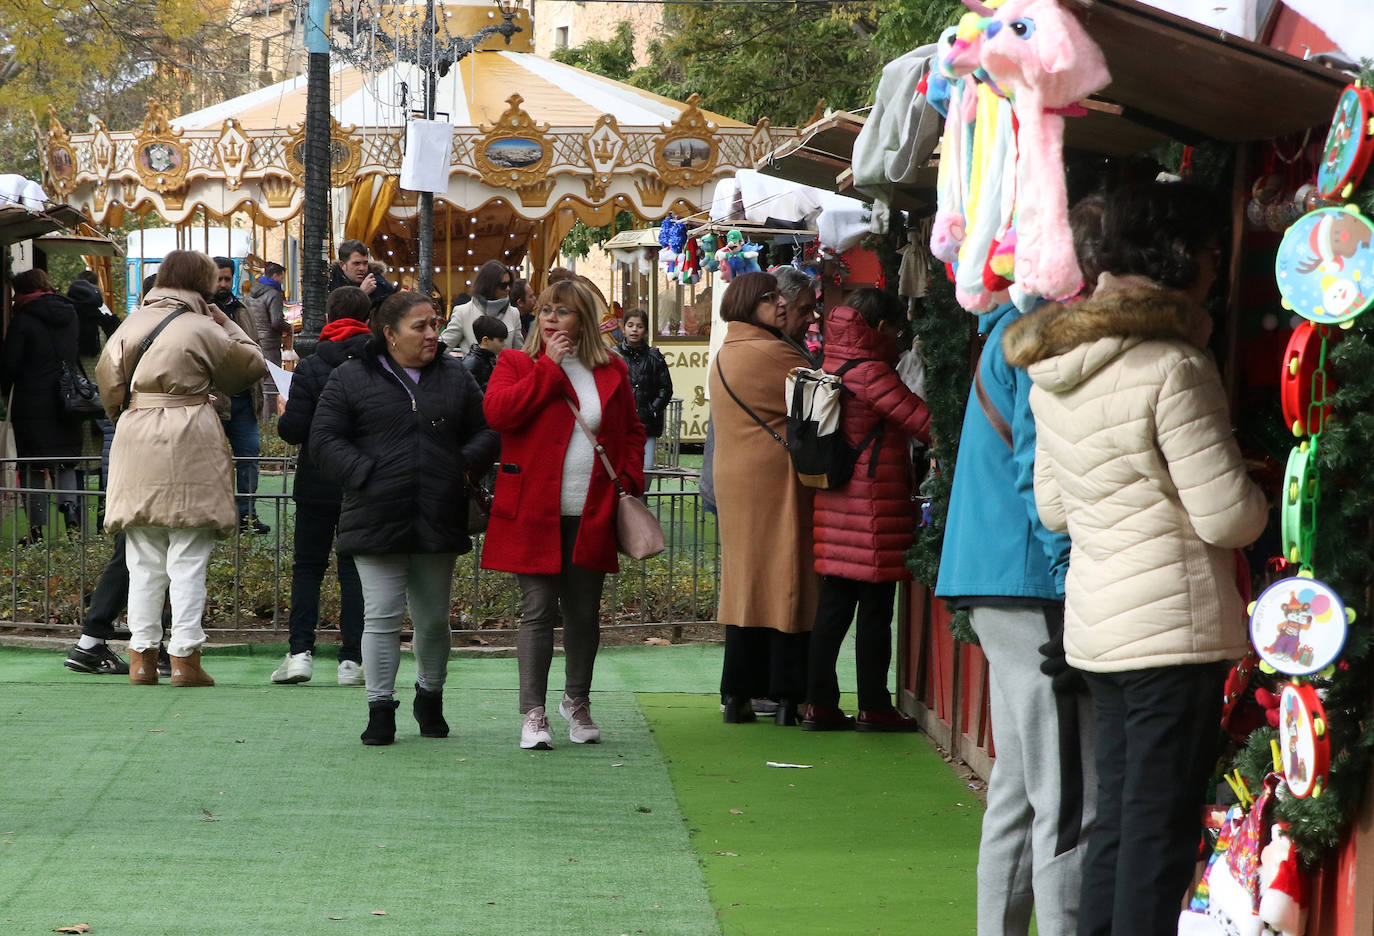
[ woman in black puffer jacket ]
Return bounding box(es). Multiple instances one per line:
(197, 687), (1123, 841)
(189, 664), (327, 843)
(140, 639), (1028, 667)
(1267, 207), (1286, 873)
(614, 308), (673, 469)
(1, 268), (83, 542)
(311, 291), (499, 746)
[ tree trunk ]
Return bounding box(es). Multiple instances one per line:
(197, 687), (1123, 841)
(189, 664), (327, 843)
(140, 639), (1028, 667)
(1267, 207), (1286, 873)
(298, 49), (330, 359)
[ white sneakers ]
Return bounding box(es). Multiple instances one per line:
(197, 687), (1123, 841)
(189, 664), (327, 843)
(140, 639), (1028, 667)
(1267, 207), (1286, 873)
(337, 660), (365, 686)
(271, 651), (313, 684)
(520, 706), (554, 750)
(558, 695), (601, 744)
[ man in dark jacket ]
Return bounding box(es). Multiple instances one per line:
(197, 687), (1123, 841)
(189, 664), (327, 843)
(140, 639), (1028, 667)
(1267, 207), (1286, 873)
(270, 286), (372, 686)
(246, 262), (288, 418)
(462, 314), (507, 390)
(213, 258), (269, 533)
(327, 239), (395, 311)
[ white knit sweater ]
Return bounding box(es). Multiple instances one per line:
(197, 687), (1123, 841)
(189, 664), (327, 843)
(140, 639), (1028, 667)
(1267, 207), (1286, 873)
(560, 357), (601, 516)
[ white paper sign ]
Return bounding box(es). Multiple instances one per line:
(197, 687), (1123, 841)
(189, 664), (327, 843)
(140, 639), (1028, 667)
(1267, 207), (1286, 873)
(265, 361), (293, 400)
(400, 119), (455, 194)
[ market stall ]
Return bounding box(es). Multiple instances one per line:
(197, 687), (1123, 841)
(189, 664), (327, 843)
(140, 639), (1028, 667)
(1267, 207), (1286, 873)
(762, 0), (1372, 931)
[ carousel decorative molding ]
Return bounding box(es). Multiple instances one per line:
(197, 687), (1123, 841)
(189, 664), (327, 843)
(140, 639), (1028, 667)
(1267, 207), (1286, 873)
(44, 106), (78, 196)
(133, 100), (190, 194)
(89, 117), (116, 181)
(476, 95), (554, 191)
(259, 173), (298, 209)
(653, 94), (719, 188)
(285, 116), (360, 188)
(514, 177), (557, 207)
(216, 119), (252, 190)
(634, 173), (669, 208)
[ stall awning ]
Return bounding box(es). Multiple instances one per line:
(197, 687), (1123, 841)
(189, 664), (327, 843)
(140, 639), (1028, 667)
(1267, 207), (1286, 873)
(602, 228), (663, 251)
(0, 204), (86, 247)
(34, 233), (122, 257)
(1068, 0), (1348, 146)
(759, 111), (868, 192)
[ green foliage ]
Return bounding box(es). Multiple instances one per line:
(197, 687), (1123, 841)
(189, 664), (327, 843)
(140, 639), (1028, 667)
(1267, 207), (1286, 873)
(904, 268), (972, 646)
(869, 0), (966, 67)
(551, 21), (637, 81)
(561, 212), (638, 261)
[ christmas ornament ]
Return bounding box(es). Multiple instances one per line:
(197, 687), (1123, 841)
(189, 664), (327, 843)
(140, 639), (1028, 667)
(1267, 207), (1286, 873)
(1275, 205), (1374, 326)
(1316, 83), (1374, 200)
(1258, 822), (1308, 936)
(1279, 682), (1330, 798)
(1249, 575), (1349, 677)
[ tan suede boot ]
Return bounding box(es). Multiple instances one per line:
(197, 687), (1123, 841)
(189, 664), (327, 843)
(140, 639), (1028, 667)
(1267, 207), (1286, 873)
(169, 650), (215, 687)
(129, 648), (159, 685)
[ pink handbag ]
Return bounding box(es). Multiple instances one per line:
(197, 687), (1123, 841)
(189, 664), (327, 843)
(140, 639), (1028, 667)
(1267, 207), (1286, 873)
(565, 398), (665, 560)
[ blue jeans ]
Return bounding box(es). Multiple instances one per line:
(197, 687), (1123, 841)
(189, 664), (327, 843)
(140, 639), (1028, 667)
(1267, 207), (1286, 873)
(223, 393), (260, 518)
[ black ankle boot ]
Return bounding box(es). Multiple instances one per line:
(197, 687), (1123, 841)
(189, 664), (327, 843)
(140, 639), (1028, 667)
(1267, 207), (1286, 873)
(412, 683), (449, 738)
(361, 699), (400, 745)
(722, 695), (757, 724)
(774, 699), (798, 727)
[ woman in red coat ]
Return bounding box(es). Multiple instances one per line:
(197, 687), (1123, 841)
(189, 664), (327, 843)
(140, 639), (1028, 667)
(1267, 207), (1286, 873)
(482, 276), (645, 750)
(802, 289), (932, 732)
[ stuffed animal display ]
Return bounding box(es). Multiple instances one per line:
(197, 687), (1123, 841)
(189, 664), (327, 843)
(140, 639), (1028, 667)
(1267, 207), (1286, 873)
(928, 0), (1111, 309)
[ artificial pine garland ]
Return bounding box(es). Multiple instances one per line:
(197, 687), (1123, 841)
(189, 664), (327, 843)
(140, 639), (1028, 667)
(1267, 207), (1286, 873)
(904, 268), (974, 642)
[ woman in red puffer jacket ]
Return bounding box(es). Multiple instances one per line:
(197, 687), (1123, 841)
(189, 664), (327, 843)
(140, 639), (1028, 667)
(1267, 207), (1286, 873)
(802, 288), (931, 733)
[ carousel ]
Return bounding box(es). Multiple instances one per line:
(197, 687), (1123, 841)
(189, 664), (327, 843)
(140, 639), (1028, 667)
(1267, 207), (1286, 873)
(34, 1), (792, 303)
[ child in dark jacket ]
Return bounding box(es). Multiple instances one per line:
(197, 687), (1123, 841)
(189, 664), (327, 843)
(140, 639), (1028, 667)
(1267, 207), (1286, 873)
(271, 286), (373, 687)
(463, 314), (507, 390)
(614, 308), (673, 470)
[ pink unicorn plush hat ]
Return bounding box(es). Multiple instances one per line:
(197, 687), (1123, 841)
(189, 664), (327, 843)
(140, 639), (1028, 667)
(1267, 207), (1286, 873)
(980, 0), (1109, 300)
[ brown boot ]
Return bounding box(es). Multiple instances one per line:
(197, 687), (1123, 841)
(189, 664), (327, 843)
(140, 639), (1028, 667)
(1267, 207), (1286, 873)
(170, 650), (215, 687)
(129, 648), (160, 685)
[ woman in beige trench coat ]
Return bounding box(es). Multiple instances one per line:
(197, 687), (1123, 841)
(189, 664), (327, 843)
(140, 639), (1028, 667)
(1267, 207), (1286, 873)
(97, 250), (267, 686)
(708, 271), (819, 726)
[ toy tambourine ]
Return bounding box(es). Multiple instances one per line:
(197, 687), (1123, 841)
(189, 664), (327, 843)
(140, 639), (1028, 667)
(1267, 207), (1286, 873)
(1279, 682), (1330, 798)
(1280, 442), (1318, 567)
(1248, 574), (1349, 676)
(1276, 206), (1374, 326)
(1280, 321), (1333, 436)
(1317, 84), (1374, 200)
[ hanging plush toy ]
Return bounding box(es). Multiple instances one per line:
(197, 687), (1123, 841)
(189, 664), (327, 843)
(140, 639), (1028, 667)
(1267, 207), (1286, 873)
(699, 233), (720, 273)
(980, 0), (1111, 301)
(677, 237), (702, 284)
(717, 229), (761, 282)
(659, 215), (687, 279)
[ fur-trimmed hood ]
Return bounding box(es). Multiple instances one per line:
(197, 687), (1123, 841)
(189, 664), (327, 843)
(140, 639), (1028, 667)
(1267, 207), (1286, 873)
(1002, 279), (1213, 393)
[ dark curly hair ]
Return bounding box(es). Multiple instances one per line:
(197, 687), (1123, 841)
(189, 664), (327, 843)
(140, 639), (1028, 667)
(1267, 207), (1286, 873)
(1096, 182), (1225, 291)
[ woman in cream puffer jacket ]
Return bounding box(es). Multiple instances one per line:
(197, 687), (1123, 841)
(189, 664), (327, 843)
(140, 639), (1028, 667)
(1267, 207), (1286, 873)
(1003, 282), (1268, 673)
(1002, 182), (1269, 936)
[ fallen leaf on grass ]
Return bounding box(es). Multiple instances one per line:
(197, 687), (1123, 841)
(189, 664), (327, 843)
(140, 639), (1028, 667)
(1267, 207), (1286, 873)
(370, 910), (387, 916)
(234, 739), (246, 744)
(712, 851), (739, 857)
(729, 809), (743, 815)
(147, 729), (163, 733)
(765, 761), (812, 769)
(643, 637), (671, 646)
(201, 809), (219, 822)
(327, 916), (343, 921)
(52, 925), (91, 934)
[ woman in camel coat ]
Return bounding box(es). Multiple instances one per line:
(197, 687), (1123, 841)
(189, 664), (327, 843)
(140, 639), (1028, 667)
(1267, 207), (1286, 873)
(98, 250), (267, 687)
(708, 271), (818, 725)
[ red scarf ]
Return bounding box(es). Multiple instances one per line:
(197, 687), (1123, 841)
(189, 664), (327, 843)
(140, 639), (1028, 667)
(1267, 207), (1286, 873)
(319, 318), (373, 343)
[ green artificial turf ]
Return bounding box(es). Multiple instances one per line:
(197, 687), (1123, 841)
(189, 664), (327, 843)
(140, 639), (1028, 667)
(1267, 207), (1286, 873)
(0, 643), (983, 935)
(639, 693), (982, 936)
(0, 651), (718, 936)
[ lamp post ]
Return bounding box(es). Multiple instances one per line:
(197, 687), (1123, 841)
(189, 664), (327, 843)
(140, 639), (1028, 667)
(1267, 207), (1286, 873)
(335, 1), (522, 298)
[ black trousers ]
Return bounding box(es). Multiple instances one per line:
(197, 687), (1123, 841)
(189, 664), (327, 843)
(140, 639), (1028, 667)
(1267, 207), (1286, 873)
(288, 500), (363, 662)
(805, 576), (897, 711)
(720, 624), (809, 702)
(81, 532), (170, 639)
(1077, 662), (1227, 936)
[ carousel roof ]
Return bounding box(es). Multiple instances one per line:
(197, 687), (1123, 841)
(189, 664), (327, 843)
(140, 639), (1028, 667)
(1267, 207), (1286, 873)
(171, 53), (748, 132)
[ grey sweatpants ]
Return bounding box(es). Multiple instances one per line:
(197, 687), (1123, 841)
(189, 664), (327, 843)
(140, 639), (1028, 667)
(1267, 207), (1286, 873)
(969, 605), (1096, 936)
(355, 553), (457, 703)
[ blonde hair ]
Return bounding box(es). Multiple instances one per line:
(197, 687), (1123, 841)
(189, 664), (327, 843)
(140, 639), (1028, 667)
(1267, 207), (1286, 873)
(155, 250), (218, 296)
(524, 277), (610, 368)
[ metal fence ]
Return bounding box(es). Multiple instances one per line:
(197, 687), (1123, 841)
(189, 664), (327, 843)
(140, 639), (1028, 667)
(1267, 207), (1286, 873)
(0, 454), (719, 640)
